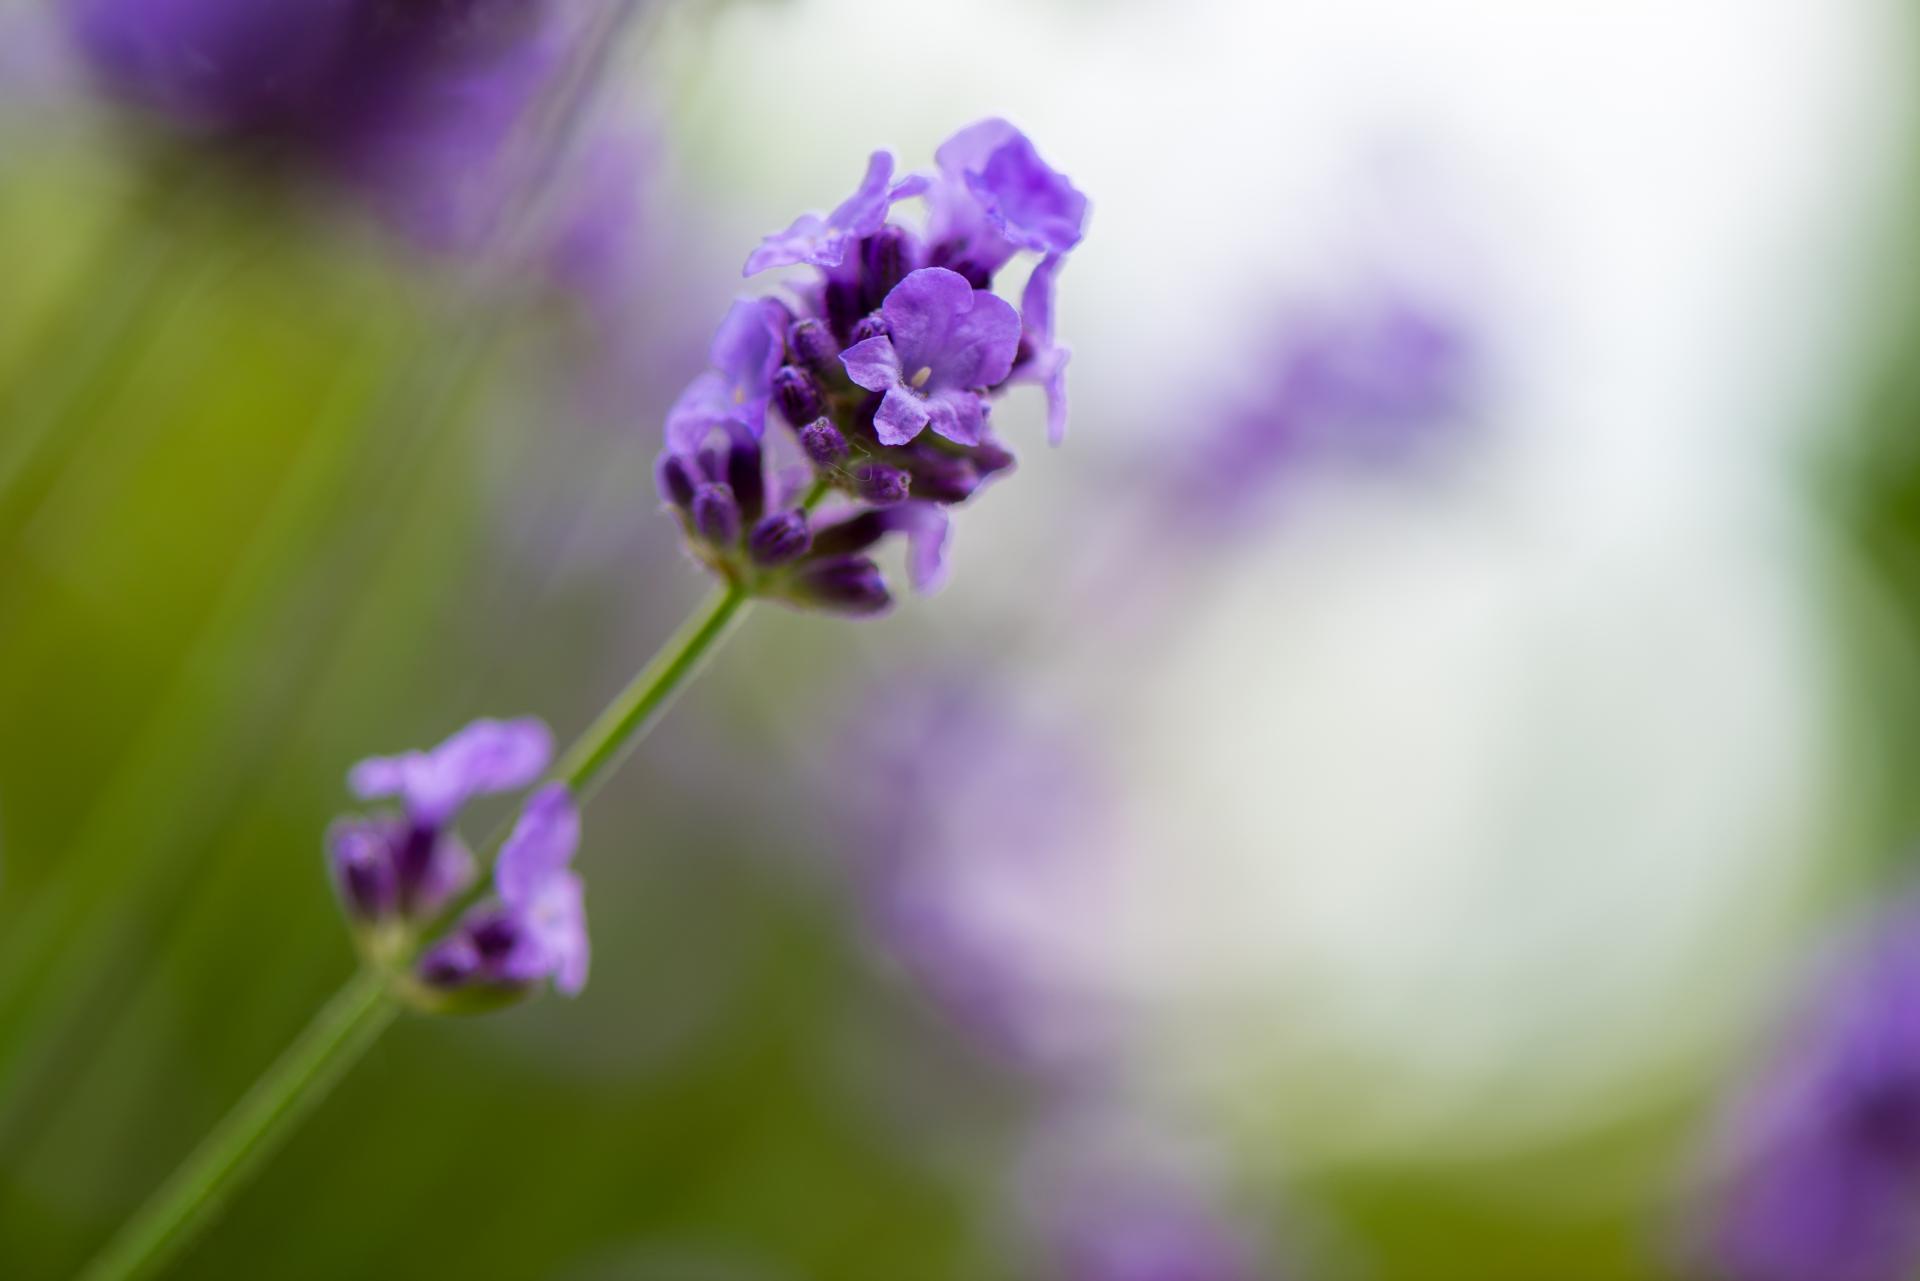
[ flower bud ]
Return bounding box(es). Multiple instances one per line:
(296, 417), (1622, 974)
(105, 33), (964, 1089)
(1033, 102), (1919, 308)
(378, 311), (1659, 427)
(854, 462), (911, 506)
(825, 278), (863, 340)
(774, 365), (825, 427)
(655, 453), (696, 509)
(329, 820), (398, 922)
(691, 482), (741, 545)
(418, 935), (482, 988)
(903, 455), (980, 504)
(863, 226), (911, 299)
(720, 422), (764, 523)
(799, 419), (849, 466)
(748, 510), (812, 567)
(850, 311), (889, 344)
(794, 555), (892, 616)
(787, 318), (838, 374)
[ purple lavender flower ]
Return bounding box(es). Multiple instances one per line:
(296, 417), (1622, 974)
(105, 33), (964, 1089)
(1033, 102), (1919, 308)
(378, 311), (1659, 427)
(840, 677), (1114, 1071)
(655, 122), (1081, 615)
(1704, 899), (1920, 1281)
(840, 267), (1021, 447)
(742, 150), (925, 277)
(1039, 1156), (1264, 1281)
(1168, 292), (1473, 529)
(418, 783), (589, 998)
(65, 0), (569, 245)
(328, 717), (551, 925)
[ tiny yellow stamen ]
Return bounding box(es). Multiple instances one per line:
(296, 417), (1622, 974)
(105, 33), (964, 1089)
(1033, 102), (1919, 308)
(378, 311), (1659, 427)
(910, 366), (933, 389)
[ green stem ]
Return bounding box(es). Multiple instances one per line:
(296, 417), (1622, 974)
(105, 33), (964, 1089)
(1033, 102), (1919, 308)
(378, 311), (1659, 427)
(557, 582), (751, 800)
(75, 970), (395, 1281)
(73, 581), (757, 1280)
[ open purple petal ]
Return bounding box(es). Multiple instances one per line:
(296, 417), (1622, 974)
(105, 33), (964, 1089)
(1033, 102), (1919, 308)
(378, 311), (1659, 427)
(742, 212), (831, 277)
(879, 267), (977, 372)
(539, 870), (590, 996)
(1019, 253), (1071, 444)
(875, 386), (931, 446)
(933, 288), (1021, 389)
(742, 150), (908, 277)
(935, 118), (1023, 178)
(495, 783), (579, 908)
(925, 388), (984, 447)
(964, 133), (1088, 256)
(895, 503), (952, 594)
(710, 298), (787, 419)
(664, 370), (735, 454)
(840, 334), (904, 394)
(349, 716), (552, 827)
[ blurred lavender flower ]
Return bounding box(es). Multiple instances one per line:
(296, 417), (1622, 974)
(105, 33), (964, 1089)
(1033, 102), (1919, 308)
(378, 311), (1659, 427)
(1167, 291), (1474, 532)
(418, 783), (589, 999)
(329, 717), (551, 927)
(659, 120), (1087, 615)
(1704, 898), (1920, 1281)
(64, 0), (571, 245)
(840, 677), (1116, 1073)
(1024, 1114), (1269, 1281)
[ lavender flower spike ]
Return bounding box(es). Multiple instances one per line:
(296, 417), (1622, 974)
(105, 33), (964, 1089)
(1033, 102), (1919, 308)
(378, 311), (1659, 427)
(1704, 896), (1920, 1281)
(657, 123), (1084, 615)
(840, 267), (1021, 446)
(743, 150), (925, 277)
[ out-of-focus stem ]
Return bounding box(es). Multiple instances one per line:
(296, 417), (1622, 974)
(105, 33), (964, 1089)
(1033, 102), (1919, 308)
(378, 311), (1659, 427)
(74, 969), (395, 1281)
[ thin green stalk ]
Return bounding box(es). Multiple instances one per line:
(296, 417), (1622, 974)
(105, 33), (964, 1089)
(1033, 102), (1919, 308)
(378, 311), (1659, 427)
(73, 581), (757, 1281)
(75, 969), (395, 1281)
(558, 582), (750, 799)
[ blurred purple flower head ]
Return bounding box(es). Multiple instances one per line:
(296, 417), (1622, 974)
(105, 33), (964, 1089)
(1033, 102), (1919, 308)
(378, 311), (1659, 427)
(65, 0), (571, 245)
(841, 677), (1117, 1073)
(329, 717), (551, 926)
(419, 783), (589, 998)
(1704, 897), (1920, 1281)
(1024, 1116), (1268, 1281)
(1170, 291), (1474, 530)
(664, 120), (1084, 614)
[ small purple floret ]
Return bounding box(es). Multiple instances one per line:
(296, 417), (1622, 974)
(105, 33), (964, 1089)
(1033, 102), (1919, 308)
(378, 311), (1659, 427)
(840, 268), (1020, 447)
(926, 118), (1088, 274)
(664, 298), (788, 450)
(743, 150), (918, 277)
(420, 783), (589, 997)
